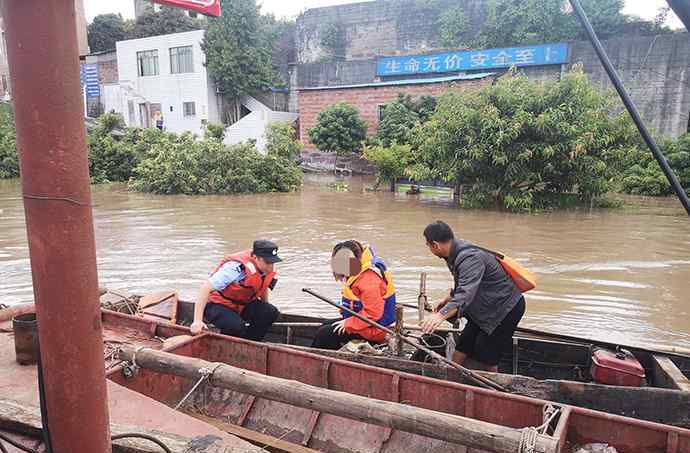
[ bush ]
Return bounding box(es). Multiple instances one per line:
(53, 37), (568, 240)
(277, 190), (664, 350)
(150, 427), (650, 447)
(205, 123), (227, 141)
(410, 68), (637, 212)
(621, 134), (690, 196)
(88, 113), (139, 183)
(363, 143), (413, 188)
(0, 104), (18, 179)
(130, 136), (302, 195)
(265, 122), (302, 160)
(308, 102), (367, 155)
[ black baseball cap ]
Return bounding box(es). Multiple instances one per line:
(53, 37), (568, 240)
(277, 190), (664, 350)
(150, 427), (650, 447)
(252, 240), (282, 263)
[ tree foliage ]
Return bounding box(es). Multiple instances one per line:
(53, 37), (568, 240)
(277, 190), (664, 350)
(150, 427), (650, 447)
(265, 122), (302, 160)
(375, 94), (438, 147)
(203, 0), (281, 103)
(409, 68), (638, 211)
(308, 102), (368, 155)
(363, 143), (413, 188)
(205, 123), (227, 141)
(621, 134), (690, 196)
(474, 0), (668, 49)
(88, 113), (139, 183)
(129, 7), (204, 39)
(439, 6), (470, 49)
(0, 104), (18, 179)
(87, 13), (130, 53)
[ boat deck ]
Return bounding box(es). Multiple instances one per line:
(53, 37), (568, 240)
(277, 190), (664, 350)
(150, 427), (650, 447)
(0, 316), (262, 452)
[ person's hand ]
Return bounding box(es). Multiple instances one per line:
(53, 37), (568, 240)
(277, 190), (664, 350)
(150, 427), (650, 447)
(433, 295), (452, 313)
(190, 321), (206, 335)
(333, 319), (347, 335)
(421, 312), (446, 335)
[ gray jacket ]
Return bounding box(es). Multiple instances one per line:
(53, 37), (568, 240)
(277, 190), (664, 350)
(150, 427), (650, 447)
(440, 239), (523, 334)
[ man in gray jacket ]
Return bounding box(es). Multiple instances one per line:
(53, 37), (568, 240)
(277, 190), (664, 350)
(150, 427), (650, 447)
(421, 220), (525, 372)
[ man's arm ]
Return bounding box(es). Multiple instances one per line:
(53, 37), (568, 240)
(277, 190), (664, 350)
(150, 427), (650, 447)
(422, 252), (485, 334)
(190, 262), (243, 335)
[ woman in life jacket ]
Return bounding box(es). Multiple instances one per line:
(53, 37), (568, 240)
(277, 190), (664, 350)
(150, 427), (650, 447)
(311, 240), (397, 350)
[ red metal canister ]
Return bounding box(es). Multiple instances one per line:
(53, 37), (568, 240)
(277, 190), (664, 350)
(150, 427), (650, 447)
(590, 348), (645, 387)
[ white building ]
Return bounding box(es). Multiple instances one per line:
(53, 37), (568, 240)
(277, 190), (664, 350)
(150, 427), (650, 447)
(104, 29), (298, 153)
(105, 30), (220, 135)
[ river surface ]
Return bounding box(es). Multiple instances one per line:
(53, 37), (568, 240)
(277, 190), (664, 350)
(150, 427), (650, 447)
(1, 176), (689, 349)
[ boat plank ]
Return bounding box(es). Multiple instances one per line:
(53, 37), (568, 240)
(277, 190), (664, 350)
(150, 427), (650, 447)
(654, 355), (690, 392)
(192, 413), (321, 453)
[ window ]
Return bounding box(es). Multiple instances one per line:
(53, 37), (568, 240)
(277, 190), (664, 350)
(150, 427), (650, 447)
(183, 102), (196, 117)
(170, 46), (194, 74)
(137, 50), (159, 77)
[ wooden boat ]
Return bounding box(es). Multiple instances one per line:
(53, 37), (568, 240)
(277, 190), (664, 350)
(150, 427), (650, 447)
(128, 292), (690, 428)
(99, 309), (690, 453)
(3, 300), (690, 452)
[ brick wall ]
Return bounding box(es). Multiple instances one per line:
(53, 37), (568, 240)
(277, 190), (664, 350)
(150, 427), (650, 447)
(98, 60), (119, 84)
(298, 78), (489, 148)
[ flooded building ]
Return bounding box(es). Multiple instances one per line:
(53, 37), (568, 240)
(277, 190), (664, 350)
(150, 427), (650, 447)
(104, 30), (296, 152)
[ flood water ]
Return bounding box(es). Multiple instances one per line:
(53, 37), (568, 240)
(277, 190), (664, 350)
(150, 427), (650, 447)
(1, 175), (689, 349)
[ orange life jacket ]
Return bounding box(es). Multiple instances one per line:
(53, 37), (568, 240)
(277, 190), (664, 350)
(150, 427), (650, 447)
(207, 250), (276, 313)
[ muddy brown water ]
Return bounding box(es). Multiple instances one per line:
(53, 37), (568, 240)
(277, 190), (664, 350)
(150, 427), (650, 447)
(1, 175), (689, 349)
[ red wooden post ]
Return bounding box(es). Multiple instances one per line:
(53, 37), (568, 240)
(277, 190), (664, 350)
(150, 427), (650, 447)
(2, 1), (111, 451)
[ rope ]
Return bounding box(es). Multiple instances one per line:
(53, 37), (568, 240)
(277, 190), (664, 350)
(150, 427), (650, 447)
(174, 363), (223, 411)
(0, 433), (39, 453)
(517, 404), (561, 453)
(518, 427), (538, 453)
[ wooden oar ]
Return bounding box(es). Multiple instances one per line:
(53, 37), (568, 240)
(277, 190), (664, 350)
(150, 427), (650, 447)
(302, 288), (506, 392)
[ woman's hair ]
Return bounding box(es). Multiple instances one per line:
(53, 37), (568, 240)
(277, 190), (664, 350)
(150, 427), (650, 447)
(332, 240), (364, 259)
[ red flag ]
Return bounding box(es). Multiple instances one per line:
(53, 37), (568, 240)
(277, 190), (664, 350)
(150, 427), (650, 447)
(150, 0), (221, 17)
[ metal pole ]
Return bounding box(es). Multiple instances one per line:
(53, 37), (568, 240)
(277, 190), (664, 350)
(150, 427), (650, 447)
(569, 0), (690, 216)
(2, 1), (112, 452)
(667, 0), (690, 31)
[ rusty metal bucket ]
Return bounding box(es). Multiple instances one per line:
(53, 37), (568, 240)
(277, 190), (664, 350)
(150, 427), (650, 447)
(13, 313), (39, 365)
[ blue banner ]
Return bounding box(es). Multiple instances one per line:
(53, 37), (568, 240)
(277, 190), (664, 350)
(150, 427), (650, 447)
(377, 43), (569, 77)
(80, 64), (100, 99)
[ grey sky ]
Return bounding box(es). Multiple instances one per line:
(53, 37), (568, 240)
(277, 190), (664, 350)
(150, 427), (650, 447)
(84, 0), (684, 28)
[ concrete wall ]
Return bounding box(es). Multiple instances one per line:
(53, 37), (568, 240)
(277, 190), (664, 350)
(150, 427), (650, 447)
(296, 0), (489, 63)
(298, 77), (490, 149)
(114, 30), (220, 134)
(570, 34), (690, 139)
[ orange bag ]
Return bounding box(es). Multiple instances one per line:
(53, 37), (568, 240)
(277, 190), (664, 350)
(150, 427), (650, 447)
(465, 246), (537, 293)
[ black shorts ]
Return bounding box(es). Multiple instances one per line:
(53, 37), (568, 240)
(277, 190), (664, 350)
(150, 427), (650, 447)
(455, 297), (525, 366)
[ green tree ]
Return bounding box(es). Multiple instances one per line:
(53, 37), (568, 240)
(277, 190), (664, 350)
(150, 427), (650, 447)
(0, 104), (18, 179)
(87, 14), (129, 52)
(203, 0), (281, 123)
(410, 68), (637, 212)
(308, 102), (368, 157)
(477, 0), (630, 48)
(376, 101), (419, 146)
(439, 6), (470, 49)
(363, 143), (413, 190)
(130, 7), (204, 40)
(265, 122), (302, 160)
(621, 134), (690, 196)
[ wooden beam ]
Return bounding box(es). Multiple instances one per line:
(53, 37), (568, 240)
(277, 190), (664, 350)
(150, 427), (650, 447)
(653, 355), (690, 392)
(119, 346), (558, 453)
(193, 413), (321, 453)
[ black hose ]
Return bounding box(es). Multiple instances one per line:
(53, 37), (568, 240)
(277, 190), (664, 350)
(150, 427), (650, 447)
(36, 348), (53, 453)
(0, 433), (38, 453)
(111, 433), (173, 453)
